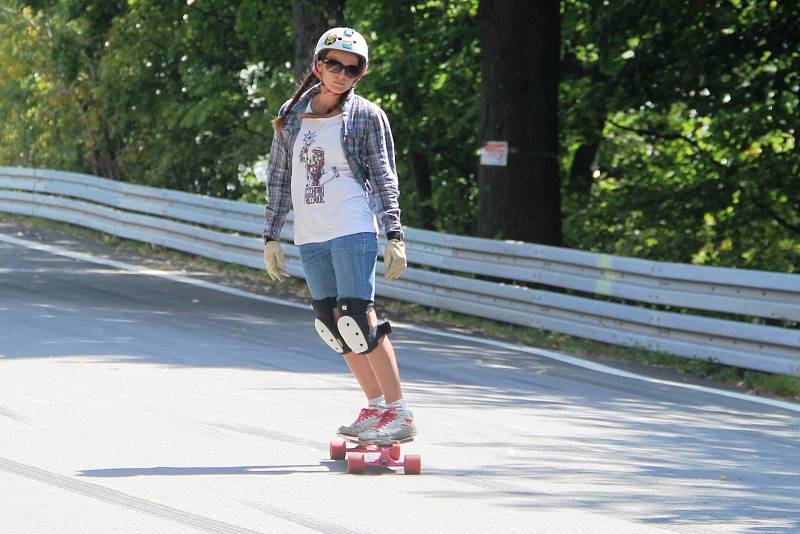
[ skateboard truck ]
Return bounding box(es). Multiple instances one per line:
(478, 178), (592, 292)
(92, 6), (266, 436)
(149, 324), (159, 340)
(330, 437), (421, 475)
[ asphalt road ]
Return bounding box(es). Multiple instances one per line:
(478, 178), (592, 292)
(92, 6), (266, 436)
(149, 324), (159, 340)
(1, 232), (799, 533)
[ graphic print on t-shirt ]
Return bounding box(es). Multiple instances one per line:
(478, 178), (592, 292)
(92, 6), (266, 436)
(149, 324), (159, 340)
(299, 130), (340, 204)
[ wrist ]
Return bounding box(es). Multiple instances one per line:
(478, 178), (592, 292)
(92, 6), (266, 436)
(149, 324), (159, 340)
(386, 231), (403, 242)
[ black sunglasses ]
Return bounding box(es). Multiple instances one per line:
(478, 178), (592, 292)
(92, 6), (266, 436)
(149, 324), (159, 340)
(321, 58), (362, 78)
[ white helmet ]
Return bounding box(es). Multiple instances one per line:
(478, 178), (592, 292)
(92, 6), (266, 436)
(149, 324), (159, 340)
(311, 27), (369, 77)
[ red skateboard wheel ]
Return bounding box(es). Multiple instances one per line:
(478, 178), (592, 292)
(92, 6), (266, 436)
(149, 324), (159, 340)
(403, 454), (421, 475)
(347, 452), (366, 474)
(330, 439), (347, 460)
(390, 443), (401, 461)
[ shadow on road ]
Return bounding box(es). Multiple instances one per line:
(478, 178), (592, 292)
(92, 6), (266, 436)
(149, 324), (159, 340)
(77, 461), (345, 477)
(3, 242), (800, 530)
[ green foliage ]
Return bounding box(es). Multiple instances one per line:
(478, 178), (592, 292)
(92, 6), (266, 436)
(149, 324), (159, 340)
(94, 0), (294, 197)
(0, 4), (84, 170)
(347, 0), (480, 233)
(0, 0), (797, 272)
(1, 0), (293, 197)
(561, 0), (799, 272)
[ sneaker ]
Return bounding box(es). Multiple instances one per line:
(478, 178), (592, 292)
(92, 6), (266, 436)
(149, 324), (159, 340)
(358, 406), (417, 444)
(337, 407), (384, 438)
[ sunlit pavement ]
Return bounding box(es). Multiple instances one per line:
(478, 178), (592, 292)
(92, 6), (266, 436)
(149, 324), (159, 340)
(1, 235), (799, 533)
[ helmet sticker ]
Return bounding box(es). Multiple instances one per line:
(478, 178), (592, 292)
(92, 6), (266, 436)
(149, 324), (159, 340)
(313, 27), (368, 69)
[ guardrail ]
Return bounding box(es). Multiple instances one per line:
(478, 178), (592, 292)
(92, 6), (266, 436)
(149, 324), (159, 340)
(1, 166), (798, 376)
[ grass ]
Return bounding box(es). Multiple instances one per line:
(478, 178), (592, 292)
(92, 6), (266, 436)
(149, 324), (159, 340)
(3, 211), (799, 402)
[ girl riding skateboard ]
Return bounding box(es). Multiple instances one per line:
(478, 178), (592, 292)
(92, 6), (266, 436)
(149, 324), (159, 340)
(262, 27), (416, 445)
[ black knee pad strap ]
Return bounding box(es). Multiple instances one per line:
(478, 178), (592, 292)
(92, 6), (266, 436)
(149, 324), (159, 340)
(336, 298), (391, 355)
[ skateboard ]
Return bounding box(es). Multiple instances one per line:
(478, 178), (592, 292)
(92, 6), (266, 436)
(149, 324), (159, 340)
(329, 435), (421, 475)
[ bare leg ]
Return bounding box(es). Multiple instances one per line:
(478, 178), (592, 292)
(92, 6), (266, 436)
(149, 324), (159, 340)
(342, 353), (382, 400)
(336, 309), (382, 401)
(364, 309), (403, 404)
(339, 309), (403, 404)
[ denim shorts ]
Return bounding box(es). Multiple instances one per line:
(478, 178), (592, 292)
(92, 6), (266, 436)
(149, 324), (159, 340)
(298, 232), (378, 302)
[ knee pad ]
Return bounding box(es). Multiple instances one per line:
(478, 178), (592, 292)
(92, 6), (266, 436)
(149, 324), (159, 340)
(336, 298), (392, 355)
(312, 298), (351, 354)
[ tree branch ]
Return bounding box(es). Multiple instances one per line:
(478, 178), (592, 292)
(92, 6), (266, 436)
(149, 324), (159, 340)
(752, 197), (800, 235)
(606, 118), (733, 174)
(606, 119), (800, 235)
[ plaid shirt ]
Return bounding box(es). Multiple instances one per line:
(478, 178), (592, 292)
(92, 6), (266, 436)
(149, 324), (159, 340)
(263, 84), (402, 242)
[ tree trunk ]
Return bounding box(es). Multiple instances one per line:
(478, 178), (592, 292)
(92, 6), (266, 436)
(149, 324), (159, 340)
(567, 68), (606, 195)
(568, 140), (599, 194)
(290, 0), (345, 82)
(477, 0), (561, 245)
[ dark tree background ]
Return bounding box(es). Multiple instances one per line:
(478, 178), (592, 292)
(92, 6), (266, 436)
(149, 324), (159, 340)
(1, 0), (797, 272)
(290, 0), (344, 81)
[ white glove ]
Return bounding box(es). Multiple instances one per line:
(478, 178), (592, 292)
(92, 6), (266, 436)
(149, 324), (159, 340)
(383, 239), (407, 281)
(263, 241), (289, 282)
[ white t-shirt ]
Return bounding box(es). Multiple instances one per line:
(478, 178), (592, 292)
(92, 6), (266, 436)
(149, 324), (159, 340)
(291, 105), (378, 245)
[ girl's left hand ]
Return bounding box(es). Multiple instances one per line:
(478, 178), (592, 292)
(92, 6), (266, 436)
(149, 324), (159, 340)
(383, 239), (407, 281)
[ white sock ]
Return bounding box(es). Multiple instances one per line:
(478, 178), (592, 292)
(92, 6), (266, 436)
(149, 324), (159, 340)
(386, 399), (406, 410)
(368, 395), (385, 408)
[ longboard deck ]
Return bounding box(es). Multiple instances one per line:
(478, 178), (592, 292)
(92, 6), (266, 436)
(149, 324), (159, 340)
(337, 433), (415, 446)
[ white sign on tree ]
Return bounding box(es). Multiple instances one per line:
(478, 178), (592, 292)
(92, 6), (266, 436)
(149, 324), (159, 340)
(479, 141), (508, 166)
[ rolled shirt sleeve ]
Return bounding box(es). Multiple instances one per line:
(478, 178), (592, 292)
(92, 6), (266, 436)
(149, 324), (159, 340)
(364, 106), (402, 236)
(263, 102), (293, 242)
